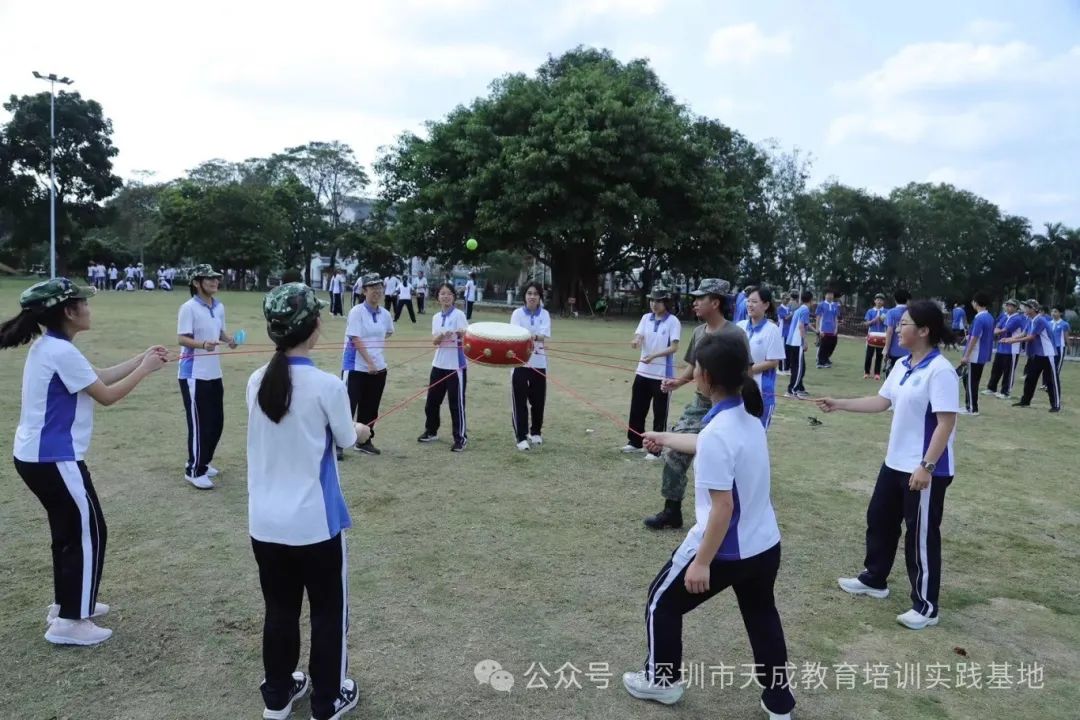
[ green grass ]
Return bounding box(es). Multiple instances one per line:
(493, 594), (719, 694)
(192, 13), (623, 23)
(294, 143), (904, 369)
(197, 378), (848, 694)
(0, 278), (1077, 720)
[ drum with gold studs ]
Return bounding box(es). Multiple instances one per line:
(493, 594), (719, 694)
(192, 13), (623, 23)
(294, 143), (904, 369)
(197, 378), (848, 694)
(463, 322), (533, 366)
(867, 331), (887, 348)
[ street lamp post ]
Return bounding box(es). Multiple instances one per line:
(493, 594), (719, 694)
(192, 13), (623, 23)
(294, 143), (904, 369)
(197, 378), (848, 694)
(32, 71), (73, 279)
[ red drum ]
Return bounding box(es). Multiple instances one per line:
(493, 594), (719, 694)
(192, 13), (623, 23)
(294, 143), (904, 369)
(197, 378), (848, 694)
(463, 322), (533, 366)
(867, 331), (887, 348)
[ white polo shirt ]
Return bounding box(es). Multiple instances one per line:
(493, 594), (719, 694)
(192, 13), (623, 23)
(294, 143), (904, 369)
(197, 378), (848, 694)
(398, 280), (412, 300)
(432, 307), (468, 370)
(343, 303), (395, 372)
(465, 280), (477, 302)
(633, 312), (681, 378)
(14, 332), (99, 463)
(738, 318), (785, 403)
(385, 276), (400, 296)
(676, 397), (780, 562)
(415, 277), (428, 295)
(510, 306), (552, 370)
(177, 296), (226, 381)
(246, 358), (358, 546)
(878, 350), (958, 476)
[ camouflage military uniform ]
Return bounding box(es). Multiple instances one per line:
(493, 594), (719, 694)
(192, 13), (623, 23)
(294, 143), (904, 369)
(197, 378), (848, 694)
(660, 390), (712, 500)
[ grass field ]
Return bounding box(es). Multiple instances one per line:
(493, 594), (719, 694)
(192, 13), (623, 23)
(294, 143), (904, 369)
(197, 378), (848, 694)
(0, 278), (1077, 720)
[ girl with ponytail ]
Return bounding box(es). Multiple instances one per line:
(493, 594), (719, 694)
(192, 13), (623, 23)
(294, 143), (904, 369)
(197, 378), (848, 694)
(5, 278), (168, 647)
(245, 283), (368, 720)
(622, 332), (795, 718)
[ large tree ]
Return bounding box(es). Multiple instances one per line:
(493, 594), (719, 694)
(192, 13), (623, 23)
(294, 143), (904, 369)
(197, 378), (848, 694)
(376, 47), (756, 309)
(0, 91), (121, 270)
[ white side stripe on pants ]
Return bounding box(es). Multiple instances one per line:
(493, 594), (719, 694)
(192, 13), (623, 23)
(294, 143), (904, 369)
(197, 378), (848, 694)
(914, 487), (933, 617)
(645, 551), (694, 681)
(339, 532), (349, 686)
(57, 461), (95, 618)
(186, 378), (200, 473)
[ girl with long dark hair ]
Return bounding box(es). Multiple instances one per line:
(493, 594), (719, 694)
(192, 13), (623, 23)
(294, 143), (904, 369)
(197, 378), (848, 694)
(509, 281), (552, 450)
(623, 332), (796, 719)
(246, 283), (370, 720)
(417, 283), (469, 451)
(4, 278), (167, 646)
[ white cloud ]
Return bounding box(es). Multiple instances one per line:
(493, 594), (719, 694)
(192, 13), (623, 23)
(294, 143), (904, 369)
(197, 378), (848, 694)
(554, 0), (668, 30)
(706, 23), (792, 65)
(963, 18), (1012, 41)
(828, 40), (1080, 149)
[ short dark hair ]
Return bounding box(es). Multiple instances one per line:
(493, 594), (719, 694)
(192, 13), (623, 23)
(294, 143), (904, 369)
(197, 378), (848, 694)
(521, 281), (545, 302)
(800, 290), (813, 303)
(894, 288), (911, 304)
(1052, 305), (1065, 313)
(907, 299), (953, 346)
(972, 291), (991, 308)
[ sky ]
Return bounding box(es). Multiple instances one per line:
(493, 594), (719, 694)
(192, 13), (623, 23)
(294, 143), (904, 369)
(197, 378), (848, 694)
(2, 0), (1078, 227)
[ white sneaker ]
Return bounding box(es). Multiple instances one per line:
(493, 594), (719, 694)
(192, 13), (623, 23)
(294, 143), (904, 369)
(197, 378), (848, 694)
(206, 465), (220, 478)
(761, 699), (793, 720)
(644, 452), (661, 461)
(185, 474), (214, 489)
(528, 434), (543, 445)
(837, 577), (889, 599)
(46, 601), (109, 625)
(959, 409), (979, 416)
(897, 609), (939, 630)
(980, 389), (995, 396)
(516, 440), (530, 451)
(621, 670), (684, 705)
(995, 392), (1008, 399)
(318, 678), (359, 720)
(620, 444), (644, 453)
(44, 618), (113, 646)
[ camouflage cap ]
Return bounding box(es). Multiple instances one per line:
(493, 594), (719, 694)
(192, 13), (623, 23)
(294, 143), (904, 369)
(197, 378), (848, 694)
(1021, 298), (1040, 310)
(19, 277), (95, 310)
(361, 272), (384, 288)
(189, 264), (223, 281)
(263, 283), (326, 343)
(648, 283), (672, 300)
(1004, 298), (1019, 307)
(689, 278), (732, 297)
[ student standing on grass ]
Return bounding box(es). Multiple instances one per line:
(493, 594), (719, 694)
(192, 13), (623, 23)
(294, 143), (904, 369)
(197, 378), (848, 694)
(775, 293), (793, 374)
(960, 292), (994, 416)
(863, 293), (887, 379)
(783, 290), (813, 398)
(3, 278), (167, 646)
(351, 275), (363, 307)
(816, 300), (958, 631)
(464, 272), (478, 320)
(327, 271), (344, 317)
(415, 271), (428, 314)
(1050, 306), (1069, 394)
(509, 281), (552, 451)
(247, 283), (368, 720)
(624, 284), (682, 459)
(394, 275), (416, 324)
(985, 299), (1026, 399)
(642, 279), (751, 531)
(1000, 299), (1060, 413)
(882, 289), (910, 377)
(341, 274), (394, 460)
(623, 332), (796, 720)
(815, 289), (841, 369)
(950, 302), (967, 351)
(417, 283), (469, 452)
(738, 287), (785, 429)
(177, 264), (236, 490)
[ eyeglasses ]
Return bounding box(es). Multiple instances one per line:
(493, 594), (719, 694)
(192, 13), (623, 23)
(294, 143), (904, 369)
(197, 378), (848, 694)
(899, 321), (917, 327)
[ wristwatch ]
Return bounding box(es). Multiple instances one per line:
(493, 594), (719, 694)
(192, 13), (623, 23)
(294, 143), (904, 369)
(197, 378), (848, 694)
(919, 460), (936, 473)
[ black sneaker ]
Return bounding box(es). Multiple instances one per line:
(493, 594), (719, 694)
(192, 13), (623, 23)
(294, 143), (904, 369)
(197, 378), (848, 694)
(644, 507), (683, 530)
(261, 671), (310, 720)
(355, 441), (381, 455)
(1049, 407), (1061, 413)
(417, 432), (438, 443)
(1012, 401), (1031, 407)
(451, 440), (467, 452)
(315, 678), (359, 720)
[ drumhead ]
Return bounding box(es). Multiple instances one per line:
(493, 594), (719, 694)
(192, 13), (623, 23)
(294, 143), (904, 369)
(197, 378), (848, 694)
(466, 322), (531, 341)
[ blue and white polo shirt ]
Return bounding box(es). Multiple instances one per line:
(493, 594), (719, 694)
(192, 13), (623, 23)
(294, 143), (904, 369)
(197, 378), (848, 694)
(14, 331), (99, 463)
(785, 304), (811, 347)
(967, 309), (995, 364)
(738, 318), (785, 405)
(343, 302), (394, 373)
(878, 350), (959, 477)
(177, 296), (226, 381)
(1025, 315), (1055, 358)
(633, 312), (681, 378)
(818, 300), (840, 334)
(885, 304), (907, 359)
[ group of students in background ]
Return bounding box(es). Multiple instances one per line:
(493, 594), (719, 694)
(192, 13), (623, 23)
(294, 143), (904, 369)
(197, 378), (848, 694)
(85, 262), (178, 292)
(326, 269), (481, 324)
